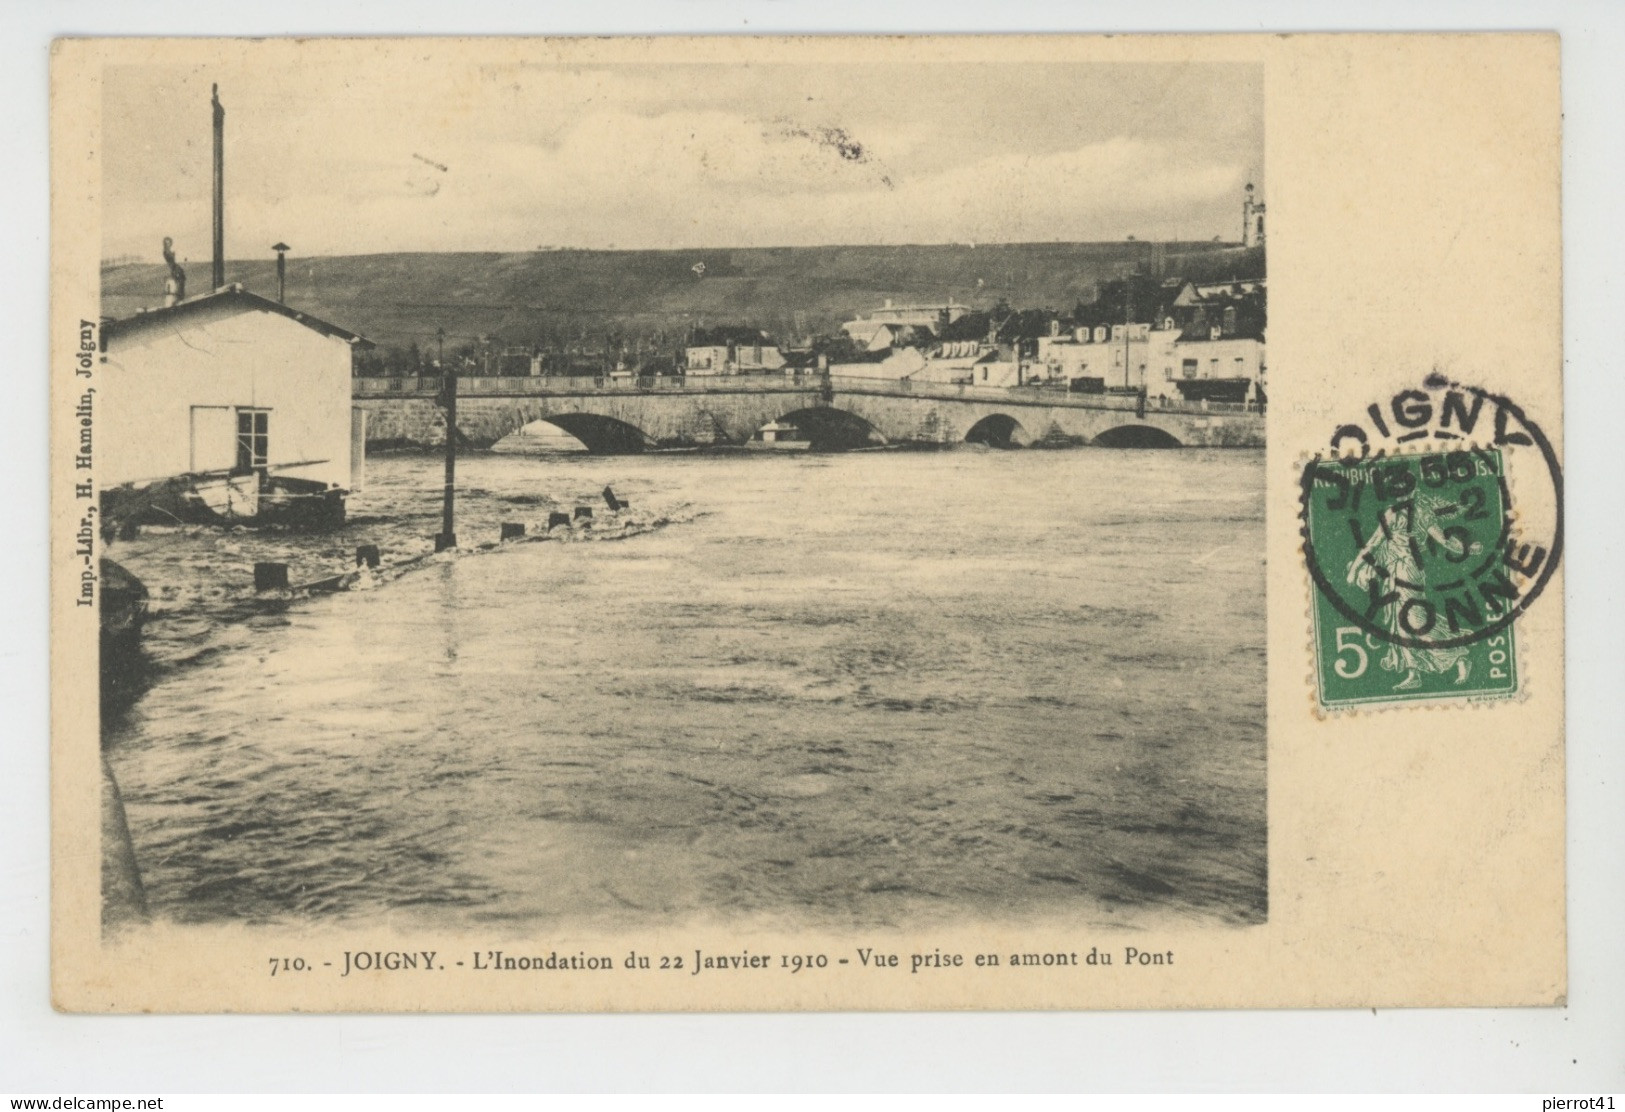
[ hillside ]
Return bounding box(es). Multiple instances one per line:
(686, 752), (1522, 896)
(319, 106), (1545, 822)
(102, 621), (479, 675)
(101, 241), (1264, 356)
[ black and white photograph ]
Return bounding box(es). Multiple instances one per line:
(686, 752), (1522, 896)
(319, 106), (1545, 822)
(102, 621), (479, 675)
(90, 50), (1268, 948)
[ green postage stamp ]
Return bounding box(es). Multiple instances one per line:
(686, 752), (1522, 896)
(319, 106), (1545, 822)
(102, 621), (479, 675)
(1304, 448), (1518, 708)
(1301, 378), (1562, 712)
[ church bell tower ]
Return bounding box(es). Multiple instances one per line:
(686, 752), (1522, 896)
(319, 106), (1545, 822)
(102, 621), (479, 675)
(1242, 183), (1265, 249)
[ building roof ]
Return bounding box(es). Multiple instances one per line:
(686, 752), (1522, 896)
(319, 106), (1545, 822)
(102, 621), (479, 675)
(1177, 321), (1266, 344)
(101, 285), (374, 348)
(1174, 278), (1267, 307)
(936, 340), (984, 360)
(865, 301), (970, 314)
(995, 309), (1061, 342)
(1175, 284), (1267, 342)
(841, 320), (897, 343)
(690, 324), (775, 347)
(936, 311), (993, 342)
(1192, 278), (1266, 297)
(828, 347), (893, 365)
(1068, 275), (1184, 331)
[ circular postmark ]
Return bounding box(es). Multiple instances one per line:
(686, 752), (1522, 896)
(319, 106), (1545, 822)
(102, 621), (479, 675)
(1300, 375), (1561, 701)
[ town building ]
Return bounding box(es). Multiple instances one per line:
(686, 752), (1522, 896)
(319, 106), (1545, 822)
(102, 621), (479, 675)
(829, 346), (928, 382)
(840, 298), (972, 349)
(684, 325), (787, 375)
(921, 339), (987, 385)
(1159, 278), (1268, 404)
(1034, 320), (1180, 394)
(99, 284), (373, 523)
(965, 350), (1024, 388)
(841, 320), (904, 352)
(1170, 278), (1267, 328)
(1166, 319), (1267, 406)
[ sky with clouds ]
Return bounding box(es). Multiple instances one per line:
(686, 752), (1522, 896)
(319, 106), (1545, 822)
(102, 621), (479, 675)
(102, 58), (1261, 262)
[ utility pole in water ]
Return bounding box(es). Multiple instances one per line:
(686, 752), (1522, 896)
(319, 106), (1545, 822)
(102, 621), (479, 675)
(436, 325), (457, 551)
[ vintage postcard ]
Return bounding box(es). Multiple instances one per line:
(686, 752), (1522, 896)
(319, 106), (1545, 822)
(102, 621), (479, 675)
(50, 33), (1563, 1013)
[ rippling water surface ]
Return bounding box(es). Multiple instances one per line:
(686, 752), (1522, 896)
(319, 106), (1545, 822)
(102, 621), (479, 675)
(106, 448), (1266, 932)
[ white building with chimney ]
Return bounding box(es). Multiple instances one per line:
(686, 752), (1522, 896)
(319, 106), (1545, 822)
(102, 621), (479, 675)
(99, 285), (374, 523)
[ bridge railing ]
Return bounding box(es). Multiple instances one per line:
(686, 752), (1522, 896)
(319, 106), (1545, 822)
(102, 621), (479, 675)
(351, 373), (830, 397)
(823, 375), (1265, 415)
(351, 371), (1264, 416)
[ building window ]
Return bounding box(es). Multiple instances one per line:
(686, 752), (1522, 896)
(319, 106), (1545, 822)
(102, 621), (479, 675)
(236, 409), (269, 471)
(1182, 359), (1198, 379)
(1210, 358), (1220, 377)
(1235, 356), (1246, 374)
(1165, 365), (1176, 381)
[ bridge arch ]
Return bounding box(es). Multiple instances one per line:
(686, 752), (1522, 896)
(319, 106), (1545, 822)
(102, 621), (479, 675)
(1092, 424), (1183, 449)
(498, 413), (656, 454)
(965, 413), (1030, 448)
(771, 407), (887, 451)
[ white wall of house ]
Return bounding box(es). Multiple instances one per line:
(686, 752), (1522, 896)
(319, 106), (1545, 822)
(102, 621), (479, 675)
(1164, 336), (1267, 402)
(842, 301), (969, 334)
(971, 360), (1023, 388)
(101, 301), (356, 490)
(685, 342), (787, 375)
(1035, 335), (1108, 383)
(740, 344), (787, 372)
(915, 356), (976, 384)
(684, 344), (731, 374)
(829, 347), (928, 381)
(1035, 328), (1178, 392)
(840, 321), (896, 351)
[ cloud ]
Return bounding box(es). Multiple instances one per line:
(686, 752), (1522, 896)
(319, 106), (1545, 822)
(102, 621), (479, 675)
(102, 62), (1259, 257)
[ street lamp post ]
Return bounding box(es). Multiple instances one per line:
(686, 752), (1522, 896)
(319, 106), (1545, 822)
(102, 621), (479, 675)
(1122, 276), (1134, 391)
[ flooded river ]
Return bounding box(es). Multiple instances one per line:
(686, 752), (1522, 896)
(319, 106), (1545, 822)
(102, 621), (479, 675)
(104, 447), (1266, 933)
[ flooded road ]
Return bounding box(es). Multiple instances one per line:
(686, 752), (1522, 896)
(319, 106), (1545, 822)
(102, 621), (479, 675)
(104, 447), (1266, 933)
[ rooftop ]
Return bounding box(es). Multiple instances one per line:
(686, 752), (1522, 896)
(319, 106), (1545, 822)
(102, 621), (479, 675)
(689, 325), (775, 346)
(101, 285), (374, 348)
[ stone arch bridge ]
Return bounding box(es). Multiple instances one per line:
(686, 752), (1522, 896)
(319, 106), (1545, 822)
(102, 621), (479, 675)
(354, 375), (1264, 452)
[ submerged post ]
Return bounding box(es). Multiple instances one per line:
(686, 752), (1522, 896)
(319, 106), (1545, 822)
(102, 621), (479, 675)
(254, 562), (289, 592)
(436, 357), (458, 551)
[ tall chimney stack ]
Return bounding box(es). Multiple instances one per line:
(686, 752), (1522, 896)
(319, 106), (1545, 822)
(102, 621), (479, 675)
(212, 84), (225, 291)
(272, 242), (289, 303)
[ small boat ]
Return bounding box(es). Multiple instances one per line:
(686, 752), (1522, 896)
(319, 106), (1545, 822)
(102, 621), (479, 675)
(746, 420), (812, 452)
